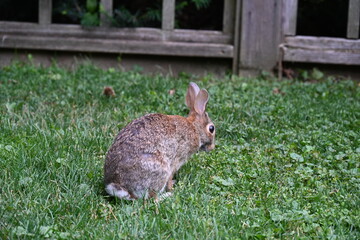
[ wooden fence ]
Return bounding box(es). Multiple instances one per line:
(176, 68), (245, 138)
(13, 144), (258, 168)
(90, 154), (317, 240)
(0, 0), (359, 75)
(280, 0), (360, 68)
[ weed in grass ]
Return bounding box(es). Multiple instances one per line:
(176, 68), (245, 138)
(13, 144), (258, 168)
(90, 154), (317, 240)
(0, 62), (359, 239)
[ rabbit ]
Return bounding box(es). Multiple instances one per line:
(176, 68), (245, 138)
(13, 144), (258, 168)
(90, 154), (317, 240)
(104, 82), (215, 200)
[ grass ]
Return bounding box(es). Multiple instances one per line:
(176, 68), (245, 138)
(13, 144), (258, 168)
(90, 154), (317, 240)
(0, 62), (359, 239)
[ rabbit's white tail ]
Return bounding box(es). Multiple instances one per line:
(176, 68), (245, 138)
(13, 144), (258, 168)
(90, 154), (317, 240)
(105, 183), (136, 200)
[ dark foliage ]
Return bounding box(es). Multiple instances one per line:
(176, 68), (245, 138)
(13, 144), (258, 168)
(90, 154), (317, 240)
(0, 0), (38, 22)
(297, 0), (349, 37)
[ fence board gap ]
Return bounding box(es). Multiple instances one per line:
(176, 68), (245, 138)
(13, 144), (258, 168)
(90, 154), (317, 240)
(232, 0), (241, 74)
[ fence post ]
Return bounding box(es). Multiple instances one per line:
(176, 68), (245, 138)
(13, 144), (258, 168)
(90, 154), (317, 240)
(162, 0), (175, 30)
(347, 0), (360, 39)
(100, 0), (113, 27)
(39, 0), (52, 25)
(238, 0), (283, 76)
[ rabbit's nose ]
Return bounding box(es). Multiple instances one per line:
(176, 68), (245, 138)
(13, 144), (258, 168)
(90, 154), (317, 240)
(204, 143), (215, 152)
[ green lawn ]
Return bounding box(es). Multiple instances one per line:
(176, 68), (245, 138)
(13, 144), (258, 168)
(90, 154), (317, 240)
(1, 62), (359, 239)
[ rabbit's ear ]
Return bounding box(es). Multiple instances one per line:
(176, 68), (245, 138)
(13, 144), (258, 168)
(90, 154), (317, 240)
(194, 89), (209, 115)
(186, 82), (200, 111)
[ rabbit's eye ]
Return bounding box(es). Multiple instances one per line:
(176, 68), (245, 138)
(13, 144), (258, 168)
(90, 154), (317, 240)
(208, 125), (215, 134)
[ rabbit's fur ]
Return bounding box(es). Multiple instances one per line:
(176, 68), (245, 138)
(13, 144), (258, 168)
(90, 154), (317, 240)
(104, 82), (215, 200)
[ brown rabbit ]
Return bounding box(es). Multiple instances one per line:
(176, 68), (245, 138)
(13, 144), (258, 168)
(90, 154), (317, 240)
(104, 82), (215, 200)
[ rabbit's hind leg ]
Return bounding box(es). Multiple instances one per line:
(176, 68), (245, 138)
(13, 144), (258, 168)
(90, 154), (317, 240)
(166, 173), (176, 192)
(148, 189), (172, 202)
(105, 183), (137, 200)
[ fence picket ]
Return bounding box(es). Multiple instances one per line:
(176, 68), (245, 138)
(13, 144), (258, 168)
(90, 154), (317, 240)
(100, 0), (113, 27)
(347, 0), (360, 39)
(282, 0), (298, 36)
(39, 0), (52, 25)
(162, 0), (175, 30)
(223, 0), (236, 34)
